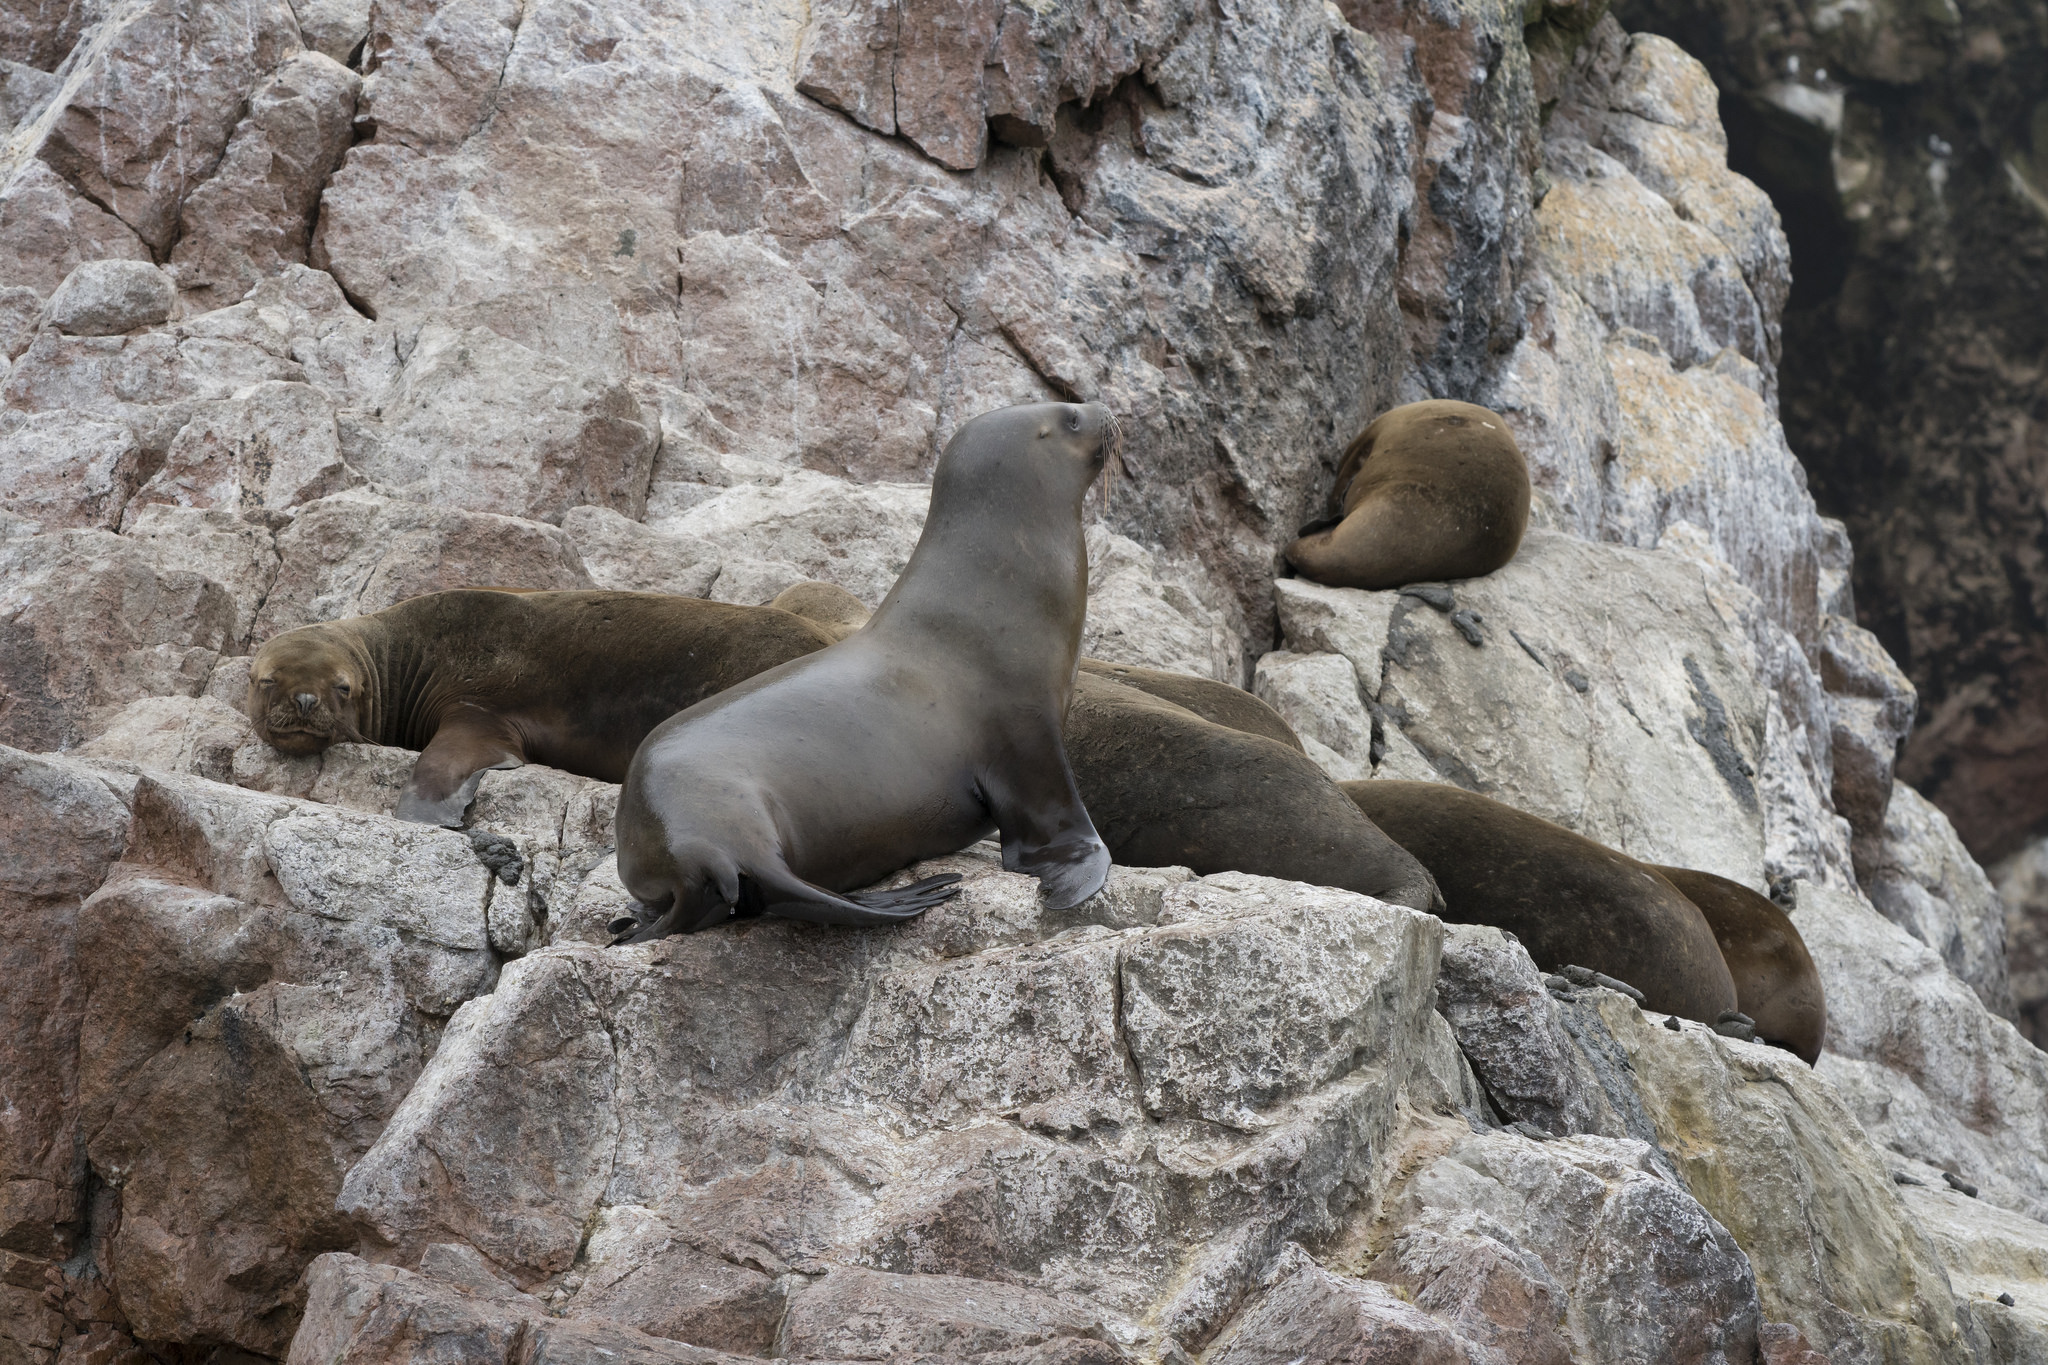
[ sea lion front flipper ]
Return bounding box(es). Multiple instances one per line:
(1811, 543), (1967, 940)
(397, 704), (528, 827)
(982, 745), (1112, 910)
(752, 865), (962, 927)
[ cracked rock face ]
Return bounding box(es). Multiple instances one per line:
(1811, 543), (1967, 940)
(0, 1), (2043, 1363)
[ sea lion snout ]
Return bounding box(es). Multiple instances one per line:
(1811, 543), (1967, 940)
(294, 692), (318, 716)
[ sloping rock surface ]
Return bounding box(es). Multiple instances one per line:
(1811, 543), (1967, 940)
(0, 2), (2042, 1365)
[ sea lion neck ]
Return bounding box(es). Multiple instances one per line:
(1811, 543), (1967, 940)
(863, 473), (1089, 688)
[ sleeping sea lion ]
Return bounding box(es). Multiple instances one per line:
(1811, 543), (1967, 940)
(246, 591), (835, 825)
(1650, 865), (1827, 1063)
(1286, 399), (1530, 590)
(612, 401), (1118, 938)
(1070, 676), (1441, 910)
(1342, 780), (1738, 1023)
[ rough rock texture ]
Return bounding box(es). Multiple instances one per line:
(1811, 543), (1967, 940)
(0, 1), (2043, 1363)
(1992, 844), (2048, 1048)
(1614, 0), (2048, 876)
(1796, 880), (2048, 1225)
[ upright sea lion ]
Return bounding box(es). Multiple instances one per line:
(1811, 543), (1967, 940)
(772, 582), (1308, 752)
(247, 591), (834, 825)
(762, 584), (1432, 905)
(612, 402), (1117, 939)
(1071, 677), (1442, 910)
(1342, 780), (1738, 1023)
(1286, 399), (1530, 590)
(1651, 865), (1827, 1063)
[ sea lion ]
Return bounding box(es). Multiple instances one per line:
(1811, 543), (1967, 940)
(760, 585), (1430, 905)
(1068, 675), (1441, 910)
(774, 582), (1308, 752)
(612, 401), (1118, 939)
(1341, 780), (1738, 1022)
(1650, 865), (1827, 1063)
(247, 591), (835, 825)
(1286, 399), (1531, 590)
(1075, 659), (1305, 752)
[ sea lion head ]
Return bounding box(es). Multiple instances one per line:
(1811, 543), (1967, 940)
(935, 401), (1120, 511)
(247, 624), (372, 754)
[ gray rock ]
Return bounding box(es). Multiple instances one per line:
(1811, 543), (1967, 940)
(1278, 530), (1771, 883)
(0, 529), (235, 752)
(252, 490), (593, 636)
(170, 51), (362, 312)
(1208, 1244), (1485, 1363)
(1796, 880), (2048, 1224)
(43, 260), (176, 336)
(1369, 1126), (1766, 1364)
(1992, 840), (2048, 1049)
(1862, 782), (2015, 1020)
(0, 408), (140, 530)
(1820, 613), (1917, 863)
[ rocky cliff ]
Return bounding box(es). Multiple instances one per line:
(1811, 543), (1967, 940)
(0, 1), (2043, 1362)
(1610, 0), (2048, 921)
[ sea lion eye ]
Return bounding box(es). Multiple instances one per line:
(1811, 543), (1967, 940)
(259, 678), (275, 690)
(335, 682), (351, 697)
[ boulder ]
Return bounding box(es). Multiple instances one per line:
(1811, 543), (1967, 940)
(336, 860), (1446, 1355)
(1586, 989), (1969, 1362)
(0, 409), (140, 530)
(0, 529), (235, 751)
(1796, 881), (2048, 1223)
(0, 163), (151, 299)
(170, 51), (362, 312)
(1276, 531), (1770, 884)
(1992, 842), (2048, 1049)
(1860, 782), (2015, 1020)
(1900, 1184), (2048, 1360)
(42, 260), (175, 337)
(1208, 1245), (1484, 1363)
(252, 491), (593, 638)
(1820, 614), (1917, 860)
(345, 322), (658, 525)
(1364, 1125), (1767, 1364)
(35, 0), (302, 254)
(129, 381), (361, 524)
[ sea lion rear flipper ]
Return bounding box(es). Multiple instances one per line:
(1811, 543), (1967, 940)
(397, 705), (528, 827)
(983, 751), (1112, 911)
(754, 866), (962, 927)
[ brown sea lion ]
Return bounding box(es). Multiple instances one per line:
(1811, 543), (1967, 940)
(246, 591), (834, 826)
(1651, 865), (1827, 1063)
(1071, 677), (1441, 910)
(1286, 399), (1531, 590)
(612, 402), (1117, 939)
(1342, 780), (1739, 1023)
(1076, 659), (1305, 752)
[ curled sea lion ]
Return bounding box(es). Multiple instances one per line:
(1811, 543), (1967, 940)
(1342, 780), (1738, 1023)
(1070, 676), (1442, 910)
(1650, 865), (1826, 1063)
(613, 402), (1118, 938)
(1286, 399), (1531, 590)
(247, 591), (834, 825)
